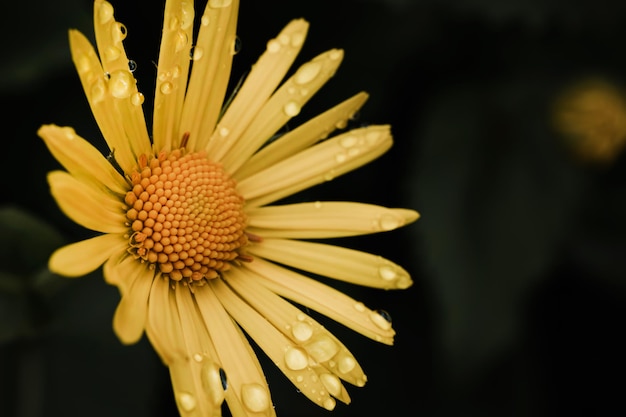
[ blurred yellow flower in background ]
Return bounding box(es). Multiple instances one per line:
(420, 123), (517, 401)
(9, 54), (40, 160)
(37, 0), (418, 416)
(552, 78), (626, 165)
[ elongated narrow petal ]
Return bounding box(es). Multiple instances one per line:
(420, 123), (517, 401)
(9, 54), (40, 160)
(48, 170), (127, 234)
(92, 0), (152, 159)
(173, 287), (228, 417)
(69, 29), (137, 173)
(244, 258), (395, 345)
(222, 49), (344, 174)
(239, 125), (392, 208)
(152, 0), (195, 151)
(38, 124), (128, 194)
(225, 267), (363, 398)
(205, 19), (309, 160)
(246, 202), (419, 239)
(235, 92), (369, 181)
(209, 278), (339, 411)
(112, 265), (154, 344)
(180, 0), (239, 150)
(49, 233), (127, 277)
(248, 238), (412, 290)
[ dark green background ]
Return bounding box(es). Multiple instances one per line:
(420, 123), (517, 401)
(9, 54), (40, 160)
(2, 0), (626, 416)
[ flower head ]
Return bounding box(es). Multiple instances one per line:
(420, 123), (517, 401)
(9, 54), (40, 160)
(38, 0), (419, 416)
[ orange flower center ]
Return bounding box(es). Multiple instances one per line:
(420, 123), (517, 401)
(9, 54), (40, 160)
(124, 148), (248, 282)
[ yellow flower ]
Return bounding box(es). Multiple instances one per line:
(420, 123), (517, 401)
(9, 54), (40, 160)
(38, 0), (419, 416)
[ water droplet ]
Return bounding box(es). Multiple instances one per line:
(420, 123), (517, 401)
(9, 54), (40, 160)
(323, 397), (336, 411)
(209, 0), (232, 8)
(112, 22), (127, 43)
(296, 375), (304, 382)
(193, 353), (203, 362)
(335, 153), (347, 163)
(305, 335), (339, 363)
(180, 1), (194, 29)
(329, 49), (342, 60)
(76, 54), (91, 74)
(314, 201), (322, 209)
(320, 373), (342, 397)
(356, 376), (367, 387)
(267, 39), (281, 53)
(231, 36), (242, 55)
(378, 213), (400, 231)
(378, 265), (397, 281)
(128, 59), (137, 72)
(97, 1), (114, 24)
(294, 62), (322, 85)
(109, 70), (133, 99)
(365, 130), (382, 144)
(176, 30), (189, 53)
(160, 81), (173, 95)
(291, 321), (313, 342)
(353, 302), (365, 312)
(177, 392), (196, 412)
(201, 15), (210, 26)
(279, 34), (290, 45)
(337, 355), (356, 374)
(191, 46), (204, 60)
(201, 361), (227, 405)
(291, 31), (306, 47)
(90, 78), (106, 103)
(339, 135), (358, 148)
(323, 170), (335, 181)
(219, 126), (230, 137)
(284, 346), (309, 370)
(283, 101), (301, 117)
(335, 119), (348, 129)
(172, 65), (181, 78)
(104, 46), (121, 62)
(370, 309), (392, 330)
(241, 383), (270, 413)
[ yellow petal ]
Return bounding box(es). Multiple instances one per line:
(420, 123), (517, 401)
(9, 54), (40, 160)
(234, 92), (369, 181)
(69, 29), (141, 173)
(248, 238), (412, 290)
(194, 284), (276, 417)
(238, 125), (392, 208)
(152, 0), (195, 151)
(205, 19), (309, 160)
(112, 265), (154, 344)
(179, 0), (239, 151)
(38, 124), (127, 194)
(47, 170), (127, 234)
(244, 258), (395, 345)
(145, 276), (186, 364)
(221, 49), (344, 174)
(49, 233), (127, 277)
(246, 202), (419, 239)
(102, 251), (139, 293)
(225, 267), (364, 397)
(209, 278), (337, 411)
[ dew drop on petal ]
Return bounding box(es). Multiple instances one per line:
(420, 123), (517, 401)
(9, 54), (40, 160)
(283, 101), (301, 117)
(370, 309), (392, 330)
(176, 392), (197, 412)
(192, 46), (204, 61)
(378, 213), (401, 231)
(353, 302), (366, 312)
(231, 36), (242, 55)
(378, 265), (397, 281)
(219, 126), (230, 137)
(128, 59), (137, 72)
(320, 373), (342, 397)
(337, 355), (356, 374)
(109, 70), (132, 99)
(241, 383), (271, 413)
(193, 353), (203, 362)
(90, 78), (106, 103)
(97, 1), (114, 24)
(339, 135), (358, 148)
(112, 22), (127, 43)
(335, 153), (347, 163)
(314, 201), (322, 209)
(209, 0), (232, 8)
(180, 1), (194, 29)
(294, 62), (322, 85)
(305, 335), (339, 363)
(279, 34), (290, 45)
(291, 31), (306, 47)
(176, 30), (189, 53)
(104, 46), (121, 62)
(201, 14), (210, 26)
(267, 39), (281, 53)
(323, 397), (336, 410)
(284, 346), (309, 370)
(291, 321), (313, 342)
(201, 361), (228, 405)
(160, 81), (173, 95)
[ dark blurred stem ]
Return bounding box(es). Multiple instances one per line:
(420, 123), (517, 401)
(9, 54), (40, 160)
(16, 343), (44, 417)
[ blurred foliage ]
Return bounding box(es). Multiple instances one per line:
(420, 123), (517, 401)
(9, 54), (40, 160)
(2, 0), (626, 417)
